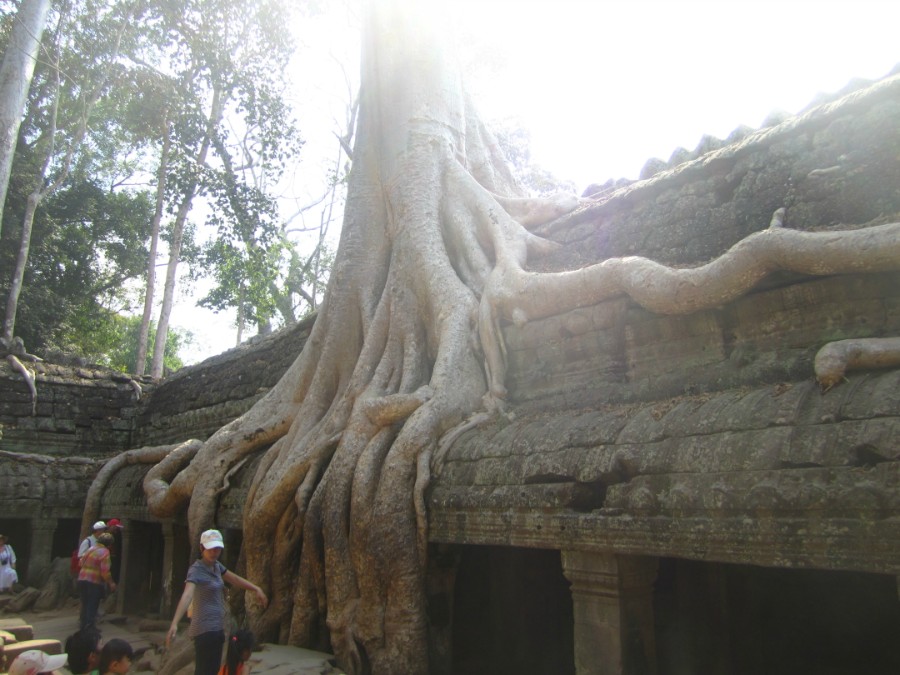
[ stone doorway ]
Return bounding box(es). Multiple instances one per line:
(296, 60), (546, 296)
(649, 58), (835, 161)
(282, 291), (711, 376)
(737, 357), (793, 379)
(654, 558), (900, 675)
(119, 520), (166, 616)
(450, 544), (574, 675)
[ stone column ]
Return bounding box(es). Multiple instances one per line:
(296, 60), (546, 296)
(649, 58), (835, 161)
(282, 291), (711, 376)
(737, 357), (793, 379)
(561, 551), (659, 675)
(160, 521), (177, 617)
(26, 518), (57, 584)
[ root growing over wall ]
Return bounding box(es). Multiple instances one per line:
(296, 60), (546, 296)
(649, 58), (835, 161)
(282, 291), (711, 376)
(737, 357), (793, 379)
(128, 3), (900, 673)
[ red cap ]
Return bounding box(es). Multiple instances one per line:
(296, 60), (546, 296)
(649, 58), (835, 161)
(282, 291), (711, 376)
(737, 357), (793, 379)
(107, 518), (122, 529)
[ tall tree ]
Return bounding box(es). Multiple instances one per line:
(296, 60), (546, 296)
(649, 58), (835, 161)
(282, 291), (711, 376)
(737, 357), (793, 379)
(136, 0), (297, 378)
(0, 0), (51, 241)
(2, 0), (135, 344)
(133, 102), (170, 375)
(134, 1), (900, 673)
(195, 78), (303, 340)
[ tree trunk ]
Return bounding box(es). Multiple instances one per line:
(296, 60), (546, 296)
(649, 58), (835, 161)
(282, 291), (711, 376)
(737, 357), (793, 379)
(135, 116), (170, 375)
(2, 191), (42, 342)
(150, 84), (224, 378)
(2, 6), (129, 345)
(0, 0), (50, 240)
(139, 2), (900, 673)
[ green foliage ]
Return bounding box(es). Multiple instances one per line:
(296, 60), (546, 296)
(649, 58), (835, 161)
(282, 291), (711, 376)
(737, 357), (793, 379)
(136, 0), (306, 339)
(48, 310), (189, 373)
(0, 176), (154, 353)
(1, 0), (312, 361)
(98, 313), (190, 373)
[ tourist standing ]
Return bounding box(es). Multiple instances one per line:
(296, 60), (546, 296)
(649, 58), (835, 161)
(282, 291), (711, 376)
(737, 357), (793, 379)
(166, 529), (268, 675)
(78, 532), (116, 629)
(78, 521), (107, 564)
(0, 534), (18, 591)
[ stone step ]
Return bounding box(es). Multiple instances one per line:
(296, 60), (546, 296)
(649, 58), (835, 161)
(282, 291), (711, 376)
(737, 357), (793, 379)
(0, 621), (31, 642)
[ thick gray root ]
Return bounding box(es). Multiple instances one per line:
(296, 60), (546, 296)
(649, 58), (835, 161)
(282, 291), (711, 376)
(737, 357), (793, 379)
(814, 336), (900, 390)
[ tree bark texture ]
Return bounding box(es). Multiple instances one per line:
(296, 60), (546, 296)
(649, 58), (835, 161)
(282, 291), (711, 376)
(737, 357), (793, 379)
(138, 2), (900, 673)
(0, 0), (50, 240)
(151, 85), (224, 379)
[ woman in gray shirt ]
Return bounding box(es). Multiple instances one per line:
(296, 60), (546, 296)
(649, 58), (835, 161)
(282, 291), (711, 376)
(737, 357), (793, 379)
(166, 529), (267, 675)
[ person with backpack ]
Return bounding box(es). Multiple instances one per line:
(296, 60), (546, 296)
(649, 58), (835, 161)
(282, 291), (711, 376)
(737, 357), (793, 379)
(77, 522), (107, 565)
(78, 532), (116, 630)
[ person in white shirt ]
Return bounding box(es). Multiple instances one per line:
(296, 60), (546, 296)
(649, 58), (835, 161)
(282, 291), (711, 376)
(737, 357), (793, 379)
(0, 534), (17, 591)
(77, 521), (107, 563)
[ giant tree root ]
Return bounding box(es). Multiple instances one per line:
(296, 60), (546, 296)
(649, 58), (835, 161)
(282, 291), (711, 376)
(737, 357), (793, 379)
(126, 2), (900, 672)
(478, 218), (900, 403)
(815, 336), (900, 390)
(81, 440), (201, 537)
(6, 354), (36, 415)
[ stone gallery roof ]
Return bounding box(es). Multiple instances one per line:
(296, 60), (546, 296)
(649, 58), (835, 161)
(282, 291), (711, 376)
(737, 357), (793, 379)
(429, 372), (899, 574)
(425, 72), (900, 573)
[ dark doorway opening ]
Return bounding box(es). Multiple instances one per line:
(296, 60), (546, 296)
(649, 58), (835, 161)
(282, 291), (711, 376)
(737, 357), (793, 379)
(654, 558), (900, 675)
(52, 518), (81, 560)
(121, 521), (165, 616)
(0, 518), (31, 581)
(450, 545), (574, 675)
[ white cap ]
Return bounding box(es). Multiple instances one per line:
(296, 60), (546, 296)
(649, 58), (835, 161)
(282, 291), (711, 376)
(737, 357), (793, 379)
(92, 521), (106, 531)
(9, 649), (68, 675)
(200, 529), (225, 550)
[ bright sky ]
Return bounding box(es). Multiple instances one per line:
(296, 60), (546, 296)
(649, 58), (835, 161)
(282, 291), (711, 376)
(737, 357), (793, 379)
(174, 0), (900, 365)
(462, 0), (900, 188)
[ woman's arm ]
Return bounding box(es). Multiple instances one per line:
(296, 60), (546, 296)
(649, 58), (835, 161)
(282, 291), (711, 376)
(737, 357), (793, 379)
(167, 582), (196, 647)
(223, 570), (268, 608)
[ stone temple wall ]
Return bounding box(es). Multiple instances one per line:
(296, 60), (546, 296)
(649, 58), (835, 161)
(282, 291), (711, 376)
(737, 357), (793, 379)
(132, 313), (315, 447)
(428, 73), (900, 577)
(1, 67), (898, 575)
(1, 66), (898, 675)
(0, 361), (146, 458)
(509, 73), (900, 408)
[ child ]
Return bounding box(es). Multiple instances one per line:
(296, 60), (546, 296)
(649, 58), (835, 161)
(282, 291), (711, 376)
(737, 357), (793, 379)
(98, 638), (133, 675)
(218, 629), (255, 675)
(64, 626), (102, 674)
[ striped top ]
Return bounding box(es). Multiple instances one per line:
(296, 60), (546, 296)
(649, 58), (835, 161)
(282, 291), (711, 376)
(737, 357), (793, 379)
(186, 559), (227, 638)
(78, 545), (112, 585)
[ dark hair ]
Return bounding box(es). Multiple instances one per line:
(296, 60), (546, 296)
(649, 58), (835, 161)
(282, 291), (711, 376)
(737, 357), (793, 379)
(96, 533), (114, 546)
(65, 627), (102, 674)
(222, 629), (255, 675)
(98, 638), (133, 674)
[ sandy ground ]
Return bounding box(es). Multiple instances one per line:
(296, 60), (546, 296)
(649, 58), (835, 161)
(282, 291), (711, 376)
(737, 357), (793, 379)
(3, 600), (343, 675)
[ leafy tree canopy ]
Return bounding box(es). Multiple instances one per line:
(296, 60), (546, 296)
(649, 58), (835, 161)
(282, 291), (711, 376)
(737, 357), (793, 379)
(0, 175), (153, 354)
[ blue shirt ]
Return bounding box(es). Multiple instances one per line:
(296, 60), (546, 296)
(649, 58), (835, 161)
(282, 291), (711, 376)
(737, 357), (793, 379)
(186, 559), (227, 637)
